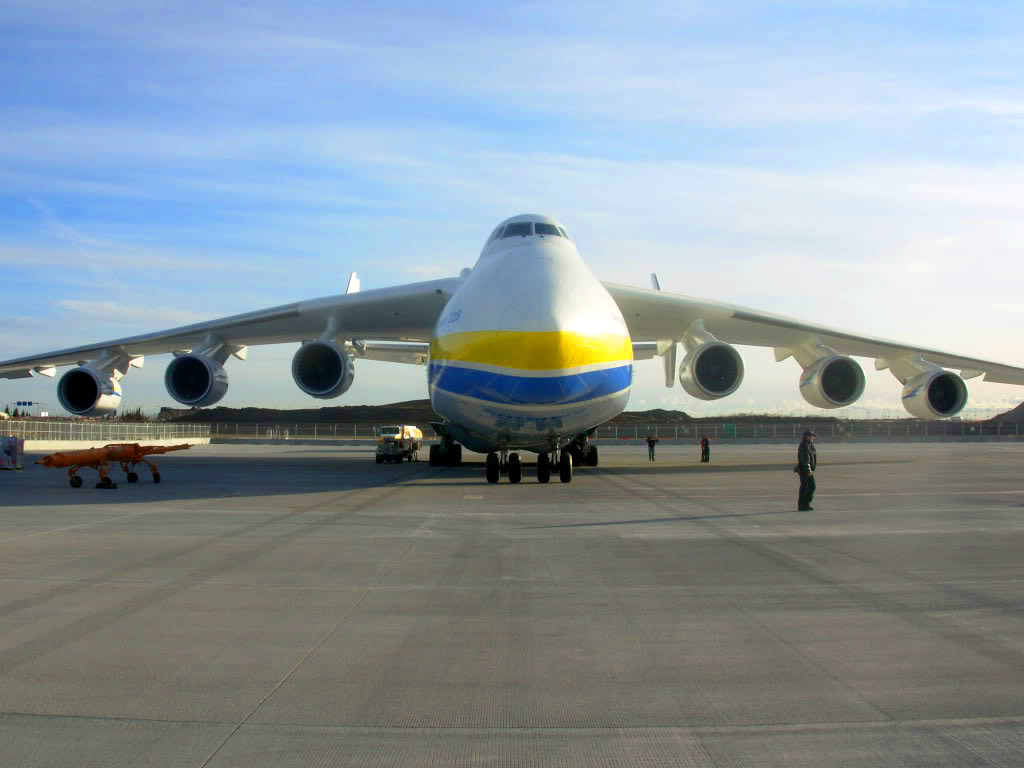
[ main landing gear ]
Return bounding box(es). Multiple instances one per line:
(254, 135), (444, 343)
(428, 441), (463, 467)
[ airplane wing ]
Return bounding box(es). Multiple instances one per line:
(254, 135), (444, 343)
(605, 282), (1024, 386)
(0, 277), (459, 379)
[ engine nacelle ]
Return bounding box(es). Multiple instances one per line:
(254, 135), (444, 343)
(57, 367), (122, 416)
(291, 340), (355, 399)
(799, 355), (866, 409)
(901, 369), (968, 420)
(678, 341), (744, 400)
(164, 354), (229, 407)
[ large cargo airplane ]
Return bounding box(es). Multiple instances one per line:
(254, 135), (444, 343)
(4, 213), (1024, 484)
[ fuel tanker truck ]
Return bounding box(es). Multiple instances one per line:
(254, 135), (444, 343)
(375, 425), (423, 463)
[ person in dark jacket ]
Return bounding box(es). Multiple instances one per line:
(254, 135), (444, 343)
(646, 434), (659, 461)
(700, 435), (710, 463)
(796, 430), (817, 510)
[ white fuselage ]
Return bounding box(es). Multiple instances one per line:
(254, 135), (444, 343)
(427, 215), (633, 453)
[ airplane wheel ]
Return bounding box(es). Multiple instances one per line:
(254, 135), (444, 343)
(376, 455), (383, 464)
(429, 444), (441, 466)
(69, 476), (83, 488)
(585, 446), (599, 467)
(567, 445), (582, 467)
(96, 476), (116, 489)
(152, 472), (161, 484)
(446, 444), (463, 466)
(127, 472), (139, 483)
(559, 451), (573, 483)
(537, 453), (551, 484)
(486, 453), (500, 483)
(508, 453), (522, 484)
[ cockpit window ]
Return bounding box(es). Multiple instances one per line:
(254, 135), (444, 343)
(500, 222), (533, 238)
(557, 227), (570, 239)
(488, 226), (505, 242)
(534, 223), (561, 237)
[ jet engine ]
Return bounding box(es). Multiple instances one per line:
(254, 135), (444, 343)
(678, 341), (744, 400)
(164, 354), (229, 407)
(291, 340), (355, 399)
(799, 355), (866, 409)
(57, 367), (122, 416)
(901, 369), (967, 420)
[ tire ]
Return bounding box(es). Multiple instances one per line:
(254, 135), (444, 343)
(152, 472), (161, 484)
(585, 445), (599, 467)
(537, 453), (551, 484)
(559, 451), (573, 483)
(486, 453), (500, 483)
(69, 475), (83, 488)
(567, 445), (582, 467)
(429, 444), (441, 466)
(127, 472), (139, 483)
(508, 453), (522, 484)
(447, 444), (463, 467)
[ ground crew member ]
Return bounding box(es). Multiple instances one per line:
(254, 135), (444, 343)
(795, 430), (817, 510)
(700, 434), (710, 463)
(646, 434), (659, 461)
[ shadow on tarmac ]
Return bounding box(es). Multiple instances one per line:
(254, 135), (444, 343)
(11, 450), (907, 505)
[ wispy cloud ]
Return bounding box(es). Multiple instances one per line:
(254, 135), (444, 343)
(2, 1), (1024, 414)
(56, 299), (208, 327)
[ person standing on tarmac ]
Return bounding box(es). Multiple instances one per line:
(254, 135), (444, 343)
(646, 434), (659, 461)
(700, 434), (710, 463)
(795, 430), (817, 510)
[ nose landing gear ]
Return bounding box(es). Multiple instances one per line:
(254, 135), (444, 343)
(558, 450), (573, 483)
(508, 452), (522, 483)
(537, 452), (551, 484)
(480, 445), (578, 484)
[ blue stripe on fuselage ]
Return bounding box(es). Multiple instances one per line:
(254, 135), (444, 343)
(428, 363), (632, 406)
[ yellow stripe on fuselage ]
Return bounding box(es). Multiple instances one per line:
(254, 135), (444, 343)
(430, 331), (632, 371)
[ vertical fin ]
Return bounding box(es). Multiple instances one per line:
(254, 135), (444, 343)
(345, 272), (360, 294)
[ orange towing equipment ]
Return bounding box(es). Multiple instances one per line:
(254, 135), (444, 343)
(36, 443), (191, 488)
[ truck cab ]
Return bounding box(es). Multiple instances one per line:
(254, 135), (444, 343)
(375, 425), (423, 463)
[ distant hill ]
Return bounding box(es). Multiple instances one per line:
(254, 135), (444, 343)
(161, 399), (439, 426)
(990, 402), (1024, 424)
(162, 399), (842, 428)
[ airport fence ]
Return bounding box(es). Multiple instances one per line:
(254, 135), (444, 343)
(197, 420), (1022, 441)
(1, 420), (210, 442)
(592, 421), (1021, 440)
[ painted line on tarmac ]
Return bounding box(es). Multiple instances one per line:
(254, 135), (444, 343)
(0, 507), (173, 545)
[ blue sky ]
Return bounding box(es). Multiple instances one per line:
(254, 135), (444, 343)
(3, 0), (1024, 417)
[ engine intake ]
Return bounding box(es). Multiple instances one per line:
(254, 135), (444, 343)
(57, 367), (122, 416)
(291, 340), (355, 399)
(165, 354), (229, 407)
(799, 355), (866, 409)
(678, 341), (744, 400)
(901, 370), (967, 420)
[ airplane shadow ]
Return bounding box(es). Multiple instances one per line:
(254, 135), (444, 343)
(11, 450), (911, 506)
(11, 454), (434, 507)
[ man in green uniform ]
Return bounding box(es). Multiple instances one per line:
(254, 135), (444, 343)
(796, 430), (817, 511)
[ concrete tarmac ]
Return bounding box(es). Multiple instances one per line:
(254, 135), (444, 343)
(2, 442), (1024, 766)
